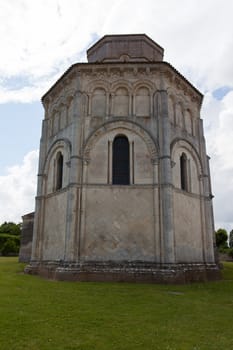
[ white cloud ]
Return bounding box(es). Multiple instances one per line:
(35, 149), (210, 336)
(202, 91), (233, 231)
(0, 0), (233, 102)
(100, 0), (233, 91)
(0, 0), (114, 102)
(0, 150), (38, 223)
(0, 0), (233, 230)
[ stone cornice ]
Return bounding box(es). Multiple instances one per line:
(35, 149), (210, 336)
(42, 61), (203, 107)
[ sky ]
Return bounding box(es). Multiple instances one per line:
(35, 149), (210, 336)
(0, 0), (233, 232)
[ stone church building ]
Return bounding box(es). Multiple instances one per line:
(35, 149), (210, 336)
(25, 34), (220, 282)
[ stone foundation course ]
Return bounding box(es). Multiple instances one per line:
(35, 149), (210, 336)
(25, 261), (221, 284)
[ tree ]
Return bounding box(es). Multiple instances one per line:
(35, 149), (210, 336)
(0, 222), (21, 236)
(0, 222), (21, 256)
(229, 230), (233, 248)
(215, 228), (228, 248)
(1, 239), (19, 256)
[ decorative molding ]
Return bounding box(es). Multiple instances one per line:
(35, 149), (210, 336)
(83, 119), (158, 161)
(199, 174), (209, 180)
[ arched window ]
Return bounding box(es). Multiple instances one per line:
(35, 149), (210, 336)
(112, 135), (130, 185)
(180, 152), (188, 191)
(56, 152), (63, 190)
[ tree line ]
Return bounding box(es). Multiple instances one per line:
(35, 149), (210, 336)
(0, 222), (21, 256)
(215, 228), (233, 258)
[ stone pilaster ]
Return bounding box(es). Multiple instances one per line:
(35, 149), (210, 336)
(64, 90), (85, 262)
(159, 90), (175, 263)
(31, 117), (48, 262)
(198, 119), (216, 263)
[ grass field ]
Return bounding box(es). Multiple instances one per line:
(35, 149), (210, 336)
(0, 258), (233, 350)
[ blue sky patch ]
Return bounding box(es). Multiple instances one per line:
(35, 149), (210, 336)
(2, 75), (33, 90)
(213, 86), (232, 100)
(0, 101), (43, 173)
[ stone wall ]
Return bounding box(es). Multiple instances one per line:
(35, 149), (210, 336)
(19, 212), (34, 262)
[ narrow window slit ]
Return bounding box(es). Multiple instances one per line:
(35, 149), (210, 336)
(180, 152), (188, 191)
(112, 135), (130, 185)
(56, 152), (63, 190)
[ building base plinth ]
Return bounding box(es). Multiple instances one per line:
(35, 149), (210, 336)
(25, 261), (221, 284)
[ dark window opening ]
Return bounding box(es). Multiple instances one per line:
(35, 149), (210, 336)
(112, 135), (130, 185)
(56, 152), (63, 190)
(180, 152), (188, 191)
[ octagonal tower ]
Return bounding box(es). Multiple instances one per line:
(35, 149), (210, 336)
(26, 34), (220, 283)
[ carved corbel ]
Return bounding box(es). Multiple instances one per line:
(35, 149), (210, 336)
(171, 160), (176, 168)
(151, 157), (159, 165)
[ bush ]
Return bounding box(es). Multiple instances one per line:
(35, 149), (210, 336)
(1, 239), (19, 256)
(0, 234), (20, 256)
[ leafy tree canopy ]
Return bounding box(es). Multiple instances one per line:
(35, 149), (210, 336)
(0, 222), (21, 236)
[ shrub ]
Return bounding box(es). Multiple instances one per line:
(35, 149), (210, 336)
(1, 239), (19, 256)
(0, 234), (20, 256)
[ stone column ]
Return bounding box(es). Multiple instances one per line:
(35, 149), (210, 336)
(198, 119), (215, 263)
(108, 141), (113, 184)
(152, 159), (160, 263)
(158, 90), (175, 264)
(64, 90), (84, 262)
(206, 155), (217, 263)
(106, 92), (110, 120)
(130, 141), (134, 184)
(31, 117), (49, 262)
(110, 93), (114, 117)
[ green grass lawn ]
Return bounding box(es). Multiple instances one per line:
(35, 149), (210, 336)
(0, 258), (233, 350)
